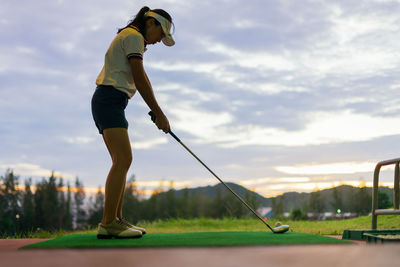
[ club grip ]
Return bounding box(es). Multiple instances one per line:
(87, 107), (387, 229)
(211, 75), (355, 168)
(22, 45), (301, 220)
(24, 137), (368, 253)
(148, 111), (156, 123)
(148, 111), (181, 143)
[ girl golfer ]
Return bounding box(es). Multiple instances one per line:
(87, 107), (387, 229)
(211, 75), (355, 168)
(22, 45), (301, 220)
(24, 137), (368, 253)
(91, 6), (174, 239)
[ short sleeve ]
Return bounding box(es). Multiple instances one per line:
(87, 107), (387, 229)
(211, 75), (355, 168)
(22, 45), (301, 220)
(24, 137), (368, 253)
(122, 32), (145, 60)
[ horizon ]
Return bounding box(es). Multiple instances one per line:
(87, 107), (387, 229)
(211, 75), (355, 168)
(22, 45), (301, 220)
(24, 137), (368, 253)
(1, 168), (395, 199)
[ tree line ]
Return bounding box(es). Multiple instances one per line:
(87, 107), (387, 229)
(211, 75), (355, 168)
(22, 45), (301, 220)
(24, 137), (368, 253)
(0, 169), (393, 236)
(272, 186), (393, 220)
(0, 170), (87, 236)
(0, 170), (260, 237)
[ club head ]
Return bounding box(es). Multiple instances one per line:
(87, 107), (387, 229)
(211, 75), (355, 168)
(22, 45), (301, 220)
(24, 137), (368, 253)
(272, 224), (290, 234)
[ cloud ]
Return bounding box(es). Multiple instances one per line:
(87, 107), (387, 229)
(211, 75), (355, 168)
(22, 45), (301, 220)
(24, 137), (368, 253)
(132, 137), (168, 149)
(203, 40), (296, 72)
(240, 176), (312, 186)
(276, 161), (378, 175)
(166, 104), (234, 140)
(239, 82), (311, 95)
(170, 110), (400, 147)
(156, 82), (222, 103)
(63, 136), (95, 145)
(0, 163), (75, 181)
(330, 5), (399, 45)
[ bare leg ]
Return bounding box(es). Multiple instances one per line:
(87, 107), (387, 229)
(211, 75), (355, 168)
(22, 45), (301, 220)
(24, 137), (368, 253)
(101, 128), (132, 225)
(116, 179), (126, 219)
(103, 141), (127, 220)
(101, 132), (127, 219)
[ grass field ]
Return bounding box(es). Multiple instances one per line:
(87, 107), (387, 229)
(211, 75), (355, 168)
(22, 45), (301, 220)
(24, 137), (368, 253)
(136, 215), (400, 235)
(5, 215), (399, 239)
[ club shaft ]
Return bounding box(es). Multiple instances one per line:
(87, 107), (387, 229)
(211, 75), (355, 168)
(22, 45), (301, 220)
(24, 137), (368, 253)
(168, 130), (274, 232)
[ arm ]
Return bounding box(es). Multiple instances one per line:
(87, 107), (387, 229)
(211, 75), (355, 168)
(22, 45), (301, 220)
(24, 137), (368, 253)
(129, 57), (170, 133)
(144, 71), (152, 89)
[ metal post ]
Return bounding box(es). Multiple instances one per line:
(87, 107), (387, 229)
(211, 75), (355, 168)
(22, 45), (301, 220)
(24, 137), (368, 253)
(372, 164), (381, 230)
(371, 158), (400, 230)
(395, 162), (399, 210)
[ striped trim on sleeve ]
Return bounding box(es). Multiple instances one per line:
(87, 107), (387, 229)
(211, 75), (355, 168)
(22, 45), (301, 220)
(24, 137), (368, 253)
(127, 53), (143, 60)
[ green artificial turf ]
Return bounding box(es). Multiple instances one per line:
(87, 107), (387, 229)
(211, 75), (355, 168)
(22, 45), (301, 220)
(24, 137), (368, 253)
(22, 232), (352, 249)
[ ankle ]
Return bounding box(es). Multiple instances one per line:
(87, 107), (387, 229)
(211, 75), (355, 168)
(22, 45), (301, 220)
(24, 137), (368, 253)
(102, 218), (116, 225)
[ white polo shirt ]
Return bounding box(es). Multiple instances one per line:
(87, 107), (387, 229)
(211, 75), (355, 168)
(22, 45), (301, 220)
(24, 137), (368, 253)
(96, 26), (147, 98)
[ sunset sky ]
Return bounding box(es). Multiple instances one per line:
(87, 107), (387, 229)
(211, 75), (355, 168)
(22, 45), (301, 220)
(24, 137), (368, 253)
(1, 0), (400, 197)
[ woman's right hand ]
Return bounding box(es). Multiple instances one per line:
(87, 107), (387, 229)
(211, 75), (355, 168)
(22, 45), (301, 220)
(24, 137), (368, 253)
(155, 111), (170, 134)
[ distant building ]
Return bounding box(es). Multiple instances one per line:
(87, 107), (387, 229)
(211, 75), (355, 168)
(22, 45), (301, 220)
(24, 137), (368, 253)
(257, 207), (272, 218)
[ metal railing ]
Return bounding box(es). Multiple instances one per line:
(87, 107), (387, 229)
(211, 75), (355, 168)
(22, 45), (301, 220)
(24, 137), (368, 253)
(372, 158), (400, 229)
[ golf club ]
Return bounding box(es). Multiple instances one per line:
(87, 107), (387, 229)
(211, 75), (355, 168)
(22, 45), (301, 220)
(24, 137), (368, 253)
(148, 111), (289, 234)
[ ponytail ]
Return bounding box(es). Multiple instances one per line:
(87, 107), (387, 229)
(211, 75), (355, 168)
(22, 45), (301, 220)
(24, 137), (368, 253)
(117, 6), (151, 34)
(117, 6), (173, 36)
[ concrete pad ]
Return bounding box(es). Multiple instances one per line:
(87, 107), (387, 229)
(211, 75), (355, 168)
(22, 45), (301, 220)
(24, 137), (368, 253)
(1, 238), (399, 267)
(1, 243), (400, 267)
(0, 239), (51, 251)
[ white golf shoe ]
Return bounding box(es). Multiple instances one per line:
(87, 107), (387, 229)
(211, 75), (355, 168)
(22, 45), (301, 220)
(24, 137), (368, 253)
(97, 217), (143, 239)
(118, 217), (147, 235)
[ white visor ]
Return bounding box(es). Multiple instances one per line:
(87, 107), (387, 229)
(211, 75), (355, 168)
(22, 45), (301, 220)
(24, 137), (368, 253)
(145, 11), (175, 46)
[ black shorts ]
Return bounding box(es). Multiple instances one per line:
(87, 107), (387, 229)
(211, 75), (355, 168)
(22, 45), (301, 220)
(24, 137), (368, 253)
(91, 85), (129, 134)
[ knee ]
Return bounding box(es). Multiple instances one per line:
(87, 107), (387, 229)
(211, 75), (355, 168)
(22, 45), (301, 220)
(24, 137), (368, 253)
(112, 153), (132, 171)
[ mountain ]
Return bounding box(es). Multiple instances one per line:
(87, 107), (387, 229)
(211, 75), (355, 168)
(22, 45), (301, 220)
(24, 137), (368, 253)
(159, 183), (394, 212)
(173, 182), (271, 206)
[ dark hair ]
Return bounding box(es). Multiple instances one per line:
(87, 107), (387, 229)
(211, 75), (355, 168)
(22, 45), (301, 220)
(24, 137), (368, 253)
(117, 6), (173, 35)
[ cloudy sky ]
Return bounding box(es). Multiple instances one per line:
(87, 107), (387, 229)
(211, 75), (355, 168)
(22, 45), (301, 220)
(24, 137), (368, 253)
(1, 0), (400, 197)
